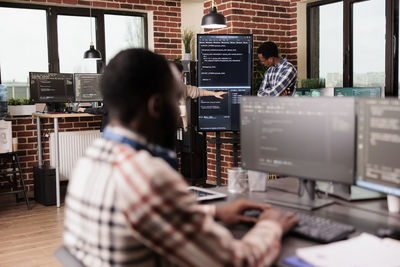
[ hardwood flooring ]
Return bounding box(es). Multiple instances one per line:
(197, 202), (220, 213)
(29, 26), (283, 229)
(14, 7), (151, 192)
(0, 195), (64, 267)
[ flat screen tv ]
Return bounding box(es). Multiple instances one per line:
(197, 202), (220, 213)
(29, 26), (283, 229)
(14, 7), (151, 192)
(197, 34), (253, 131)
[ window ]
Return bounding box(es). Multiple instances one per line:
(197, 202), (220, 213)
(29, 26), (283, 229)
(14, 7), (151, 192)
(353, 0), (385, 89)
(58, 15), (97, 73)
(0, 3), (147, 100)
(0, 7), (48, 99)
(105, 14), (145, 64)
(309, 2), (343, 87)
(307, 0), (398, 97)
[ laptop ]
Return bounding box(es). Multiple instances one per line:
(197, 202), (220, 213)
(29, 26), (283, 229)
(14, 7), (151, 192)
(188, 186), (227, 201)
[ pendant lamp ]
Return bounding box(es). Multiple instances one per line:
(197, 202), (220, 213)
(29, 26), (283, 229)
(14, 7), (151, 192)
(83, 1), (102, 60)
(201, 0), (227, 29)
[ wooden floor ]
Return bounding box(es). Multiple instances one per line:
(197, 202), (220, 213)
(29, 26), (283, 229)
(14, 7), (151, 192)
(0, 194), (64, 267)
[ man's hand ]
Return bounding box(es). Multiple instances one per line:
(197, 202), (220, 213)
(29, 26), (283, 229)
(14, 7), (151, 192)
(215, 198), (270, 225)
(259, 208), (299, 234)
(279, 88), (291, 96)
(213, 91), (228, 99)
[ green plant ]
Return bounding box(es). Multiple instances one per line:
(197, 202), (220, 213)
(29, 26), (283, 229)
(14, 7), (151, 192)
(300, 78), (326, 89)
(252, 61), (266, 95)
(7, 98), (32, 105)
(182, 29), (194, 53)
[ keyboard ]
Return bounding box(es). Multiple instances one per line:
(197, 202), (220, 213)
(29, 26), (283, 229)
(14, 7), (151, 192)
(244, 210), (355, 243)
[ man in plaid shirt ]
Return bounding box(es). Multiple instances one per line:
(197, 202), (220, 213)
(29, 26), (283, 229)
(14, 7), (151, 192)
(257, 42), (297, 97)
(63, 48), (298, 266)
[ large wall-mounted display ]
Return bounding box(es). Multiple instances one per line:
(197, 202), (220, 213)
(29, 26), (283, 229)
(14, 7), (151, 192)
(197, 34), (253, 131)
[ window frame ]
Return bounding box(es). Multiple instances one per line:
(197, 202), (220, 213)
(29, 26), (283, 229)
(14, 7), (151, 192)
(0, 2), (148, 77)
(307, 0), (398, 97)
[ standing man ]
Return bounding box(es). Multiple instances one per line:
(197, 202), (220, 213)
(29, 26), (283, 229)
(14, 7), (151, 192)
(257, 41), (297, 97)
(63, 48), (298, 266)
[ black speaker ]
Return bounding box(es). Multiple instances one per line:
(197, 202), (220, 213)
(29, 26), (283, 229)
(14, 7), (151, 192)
(33, 167), (56, 206)
(182, 60), (196, 86)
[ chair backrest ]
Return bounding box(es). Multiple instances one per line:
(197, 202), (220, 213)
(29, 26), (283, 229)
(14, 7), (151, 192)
(54, 246), (85, 267)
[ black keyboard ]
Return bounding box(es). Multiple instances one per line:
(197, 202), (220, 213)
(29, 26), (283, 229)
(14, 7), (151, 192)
(244, 210), (355, 243)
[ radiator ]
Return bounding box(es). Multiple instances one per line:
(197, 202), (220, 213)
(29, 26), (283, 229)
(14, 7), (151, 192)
(50, 130), (101, 181)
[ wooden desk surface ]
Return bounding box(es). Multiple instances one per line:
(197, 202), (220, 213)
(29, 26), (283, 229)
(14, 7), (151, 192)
(33, 112), (96, 118)
(209, 179), (400, 266)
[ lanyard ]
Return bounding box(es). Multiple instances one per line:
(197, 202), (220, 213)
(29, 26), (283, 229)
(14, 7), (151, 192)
(102, 129), (178, 170)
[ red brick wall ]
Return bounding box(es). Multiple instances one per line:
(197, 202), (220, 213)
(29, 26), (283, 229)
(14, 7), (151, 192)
(14, 0), (182, 60)
(203, 0), (299, 185)
(3, 115), (102, 193)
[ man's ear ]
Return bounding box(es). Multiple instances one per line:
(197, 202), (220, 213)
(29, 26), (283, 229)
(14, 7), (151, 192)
(147, 94), (163, 118)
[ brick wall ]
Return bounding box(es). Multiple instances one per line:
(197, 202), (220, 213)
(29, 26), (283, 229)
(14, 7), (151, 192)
(14, 0), (182, 60)
(1, 115), (102, 193)
(203, 0), (299, 185)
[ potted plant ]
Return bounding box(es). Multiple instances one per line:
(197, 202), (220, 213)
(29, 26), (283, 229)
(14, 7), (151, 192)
(7, 98), (36, 116)
(182, 29), (194, 60)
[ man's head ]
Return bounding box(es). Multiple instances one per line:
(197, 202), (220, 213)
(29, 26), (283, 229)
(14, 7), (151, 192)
(257, 41), (279, 67)
(101, 48), (183, 148)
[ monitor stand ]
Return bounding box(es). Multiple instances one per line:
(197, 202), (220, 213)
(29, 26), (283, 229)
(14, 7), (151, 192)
(316, 182), (385, 201)
(264, 179), (334, 211)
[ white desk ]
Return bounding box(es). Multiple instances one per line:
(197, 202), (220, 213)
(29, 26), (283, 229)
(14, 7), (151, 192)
(34, 113), (96, 207)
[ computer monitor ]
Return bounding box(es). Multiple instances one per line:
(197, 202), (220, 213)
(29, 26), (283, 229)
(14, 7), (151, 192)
(294, 88), (334, 97)
(356, 99), (400, 201)
(29, 72), (74, 103)
(197, 34), (253, 131)
(241, 97), (356, 210)
(74, 73), (102, 102)
(334, 87), (381, 97)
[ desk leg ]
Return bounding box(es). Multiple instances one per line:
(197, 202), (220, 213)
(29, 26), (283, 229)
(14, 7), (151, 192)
(36, 117), (42, 167)
(54, 118), (60, 208)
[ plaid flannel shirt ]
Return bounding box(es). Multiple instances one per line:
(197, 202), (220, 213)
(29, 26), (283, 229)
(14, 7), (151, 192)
(64, 126), (283, 267)
(257, 58), (297, 97)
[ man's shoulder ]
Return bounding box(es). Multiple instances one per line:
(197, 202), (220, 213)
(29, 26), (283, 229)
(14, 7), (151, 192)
(282, 59), (297, 70)
(114, 145), (180, 181)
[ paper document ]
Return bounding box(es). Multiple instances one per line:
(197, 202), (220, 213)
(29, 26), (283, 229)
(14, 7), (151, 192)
(296, 233), (400, 267)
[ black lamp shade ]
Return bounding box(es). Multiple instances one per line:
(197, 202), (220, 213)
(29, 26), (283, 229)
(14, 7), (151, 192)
(84, 44), (102, 60)
(201, 6), (227, 29)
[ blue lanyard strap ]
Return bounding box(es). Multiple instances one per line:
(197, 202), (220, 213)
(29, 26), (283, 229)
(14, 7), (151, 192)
(102, 129), (178, 170)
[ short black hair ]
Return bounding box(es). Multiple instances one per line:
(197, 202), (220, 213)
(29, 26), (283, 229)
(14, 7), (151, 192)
(101, 48), (173, 124)
(173, 61), (184, 73)
(257, 41), (279, 59)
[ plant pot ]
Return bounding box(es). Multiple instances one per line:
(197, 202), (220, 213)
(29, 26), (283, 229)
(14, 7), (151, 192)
(183, 53), (191, 60)
(8, 105), (36, 116)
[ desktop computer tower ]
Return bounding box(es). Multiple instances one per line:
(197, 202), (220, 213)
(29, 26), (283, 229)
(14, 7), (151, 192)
(180, 98), (207, 185)
(33, 167), (56, 206)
